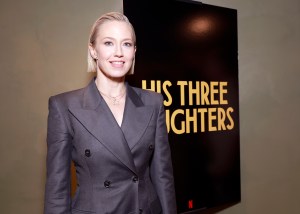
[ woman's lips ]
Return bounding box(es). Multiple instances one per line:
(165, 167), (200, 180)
(110, 61), (125, 68)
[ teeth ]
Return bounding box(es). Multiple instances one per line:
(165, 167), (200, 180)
(111, 61), (123, 64)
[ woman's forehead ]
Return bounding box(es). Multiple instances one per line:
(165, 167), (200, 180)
(97, 21), (134, 38)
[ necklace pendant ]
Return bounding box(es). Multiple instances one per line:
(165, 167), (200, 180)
(112, 98), (118, 105)
(98, 89), (125, 105)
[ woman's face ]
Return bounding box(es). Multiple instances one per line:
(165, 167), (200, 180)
(89, 21), (136, 79)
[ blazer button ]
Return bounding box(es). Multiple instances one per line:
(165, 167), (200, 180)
(85, 149), (91, 157)
(104, 180), (111, 188)
(148, 144), (154, 151)
(132, 176), (139, 183)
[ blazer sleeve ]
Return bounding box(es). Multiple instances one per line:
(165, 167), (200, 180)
(44, 96), (72, 214)
(150, 95), (177, 214)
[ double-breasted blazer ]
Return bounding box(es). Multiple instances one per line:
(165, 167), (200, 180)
(44, 79), (177, 214)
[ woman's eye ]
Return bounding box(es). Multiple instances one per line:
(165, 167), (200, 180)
(124, 42), (133, 47)
(104, 41), (113, 46)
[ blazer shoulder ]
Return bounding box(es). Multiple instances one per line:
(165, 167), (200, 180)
(49, 87), (85, 110)
(130, 86), (163, 106)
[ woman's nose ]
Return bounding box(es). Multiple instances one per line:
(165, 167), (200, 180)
(114, 45), (123, 57)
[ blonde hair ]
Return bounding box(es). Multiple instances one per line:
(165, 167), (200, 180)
(87, 12), (136, 74)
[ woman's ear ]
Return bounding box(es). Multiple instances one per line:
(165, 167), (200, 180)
(88, 43), (97, 59)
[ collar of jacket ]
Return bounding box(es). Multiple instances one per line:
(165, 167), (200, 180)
(69, 78), (155, 175)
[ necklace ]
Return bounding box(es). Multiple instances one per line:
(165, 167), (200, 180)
(99, 89), (126, 105)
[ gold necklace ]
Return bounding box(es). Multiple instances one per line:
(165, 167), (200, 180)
(99, 90), (126, 105)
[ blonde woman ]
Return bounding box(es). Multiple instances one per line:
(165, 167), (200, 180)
(44, 12), (176, 214)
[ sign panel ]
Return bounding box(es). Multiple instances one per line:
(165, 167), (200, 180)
(124, 0), (240, 213)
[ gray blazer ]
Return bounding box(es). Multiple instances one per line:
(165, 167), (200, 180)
(44, 79), (177, 214)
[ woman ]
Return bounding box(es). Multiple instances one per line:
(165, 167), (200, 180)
(44, 12), (177, 214)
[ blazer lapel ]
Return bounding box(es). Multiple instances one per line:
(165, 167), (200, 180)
(121, 85), (155, 150)
(69, 80), (137, 174)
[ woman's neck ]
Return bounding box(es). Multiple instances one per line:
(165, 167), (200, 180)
(95, 75), (126, 97)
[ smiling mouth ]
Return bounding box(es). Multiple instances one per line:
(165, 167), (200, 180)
(110, 61), (125, 68)
(110, 61), (124, 65)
